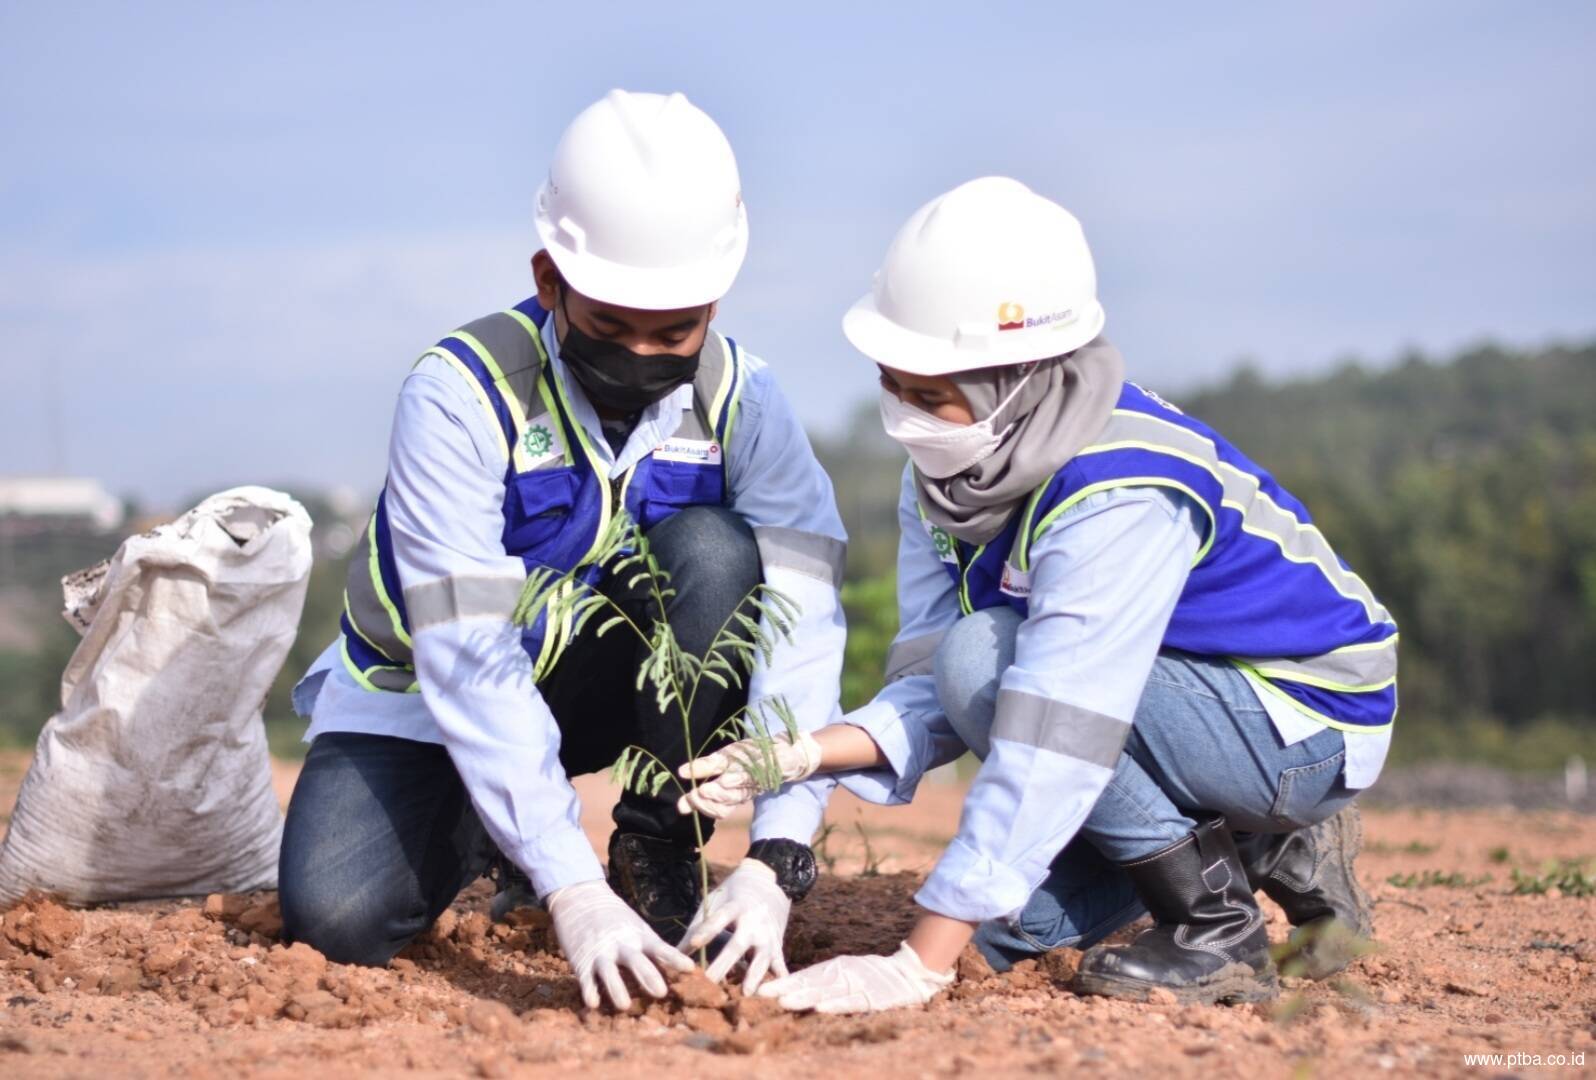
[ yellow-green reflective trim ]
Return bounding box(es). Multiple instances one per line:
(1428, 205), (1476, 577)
(544, 360), (614, 566)
(338, 636), (418, 694)
(1015, 482), (1052, 553)
(450, 328), (537, 471)
(342, 589), (399, 662)
(716, 336), (746, 450)
(1246, 634), (1400, 693)
(366, 514), (413, 650)
(1023, 477), (1218, 571)
(1248, 667), (1397, 694)
(1231, 660), (1395, 733)
(957, 541), (987, 616)
(503, 307), (541, 347)
(707, 332), (737, 427)
(339, 636), (380, 692)
(427, 348), (510, 463)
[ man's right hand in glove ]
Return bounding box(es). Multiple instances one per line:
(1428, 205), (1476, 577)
(546, 879), (694, 1010)
(675, 731), (823, 819)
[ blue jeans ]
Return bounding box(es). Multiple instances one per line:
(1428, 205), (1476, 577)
(936, 607), (1357, 970)
(279, 506), (761, 965)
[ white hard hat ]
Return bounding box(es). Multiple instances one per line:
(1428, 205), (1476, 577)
(842, 176), (1105, 375)
(534, 90), (748, 310)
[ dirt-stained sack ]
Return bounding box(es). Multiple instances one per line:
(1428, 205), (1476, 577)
(0, 486), (312, 905)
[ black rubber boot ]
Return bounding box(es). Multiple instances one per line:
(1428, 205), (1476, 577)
(1235, 804), (1373, 979)
(1074, 818), (1278, 1004)
(605, 831), (703, 943)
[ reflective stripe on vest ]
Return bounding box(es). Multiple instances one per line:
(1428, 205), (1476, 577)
(341, 298), (744, 692)
(923, 382), (1398, 731)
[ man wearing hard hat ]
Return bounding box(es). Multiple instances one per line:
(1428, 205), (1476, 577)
(681, 177), (1393, 1010)
(277, 91), (845, 1011)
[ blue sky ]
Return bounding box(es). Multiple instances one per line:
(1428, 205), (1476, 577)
(2, 1), (1592, 505)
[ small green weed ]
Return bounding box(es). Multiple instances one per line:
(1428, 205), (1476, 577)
(1367, 840), (1438, 856)
(1509, 860), (1594, 898)
(1385, 870), (1493, 889)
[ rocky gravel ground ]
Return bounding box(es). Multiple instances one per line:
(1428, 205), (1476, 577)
(1, 754), (1593, 1078)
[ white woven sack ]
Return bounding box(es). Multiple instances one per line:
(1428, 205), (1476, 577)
(0, 486), (312, 905)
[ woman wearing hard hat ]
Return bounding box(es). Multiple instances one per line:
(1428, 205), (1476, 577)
(677, 176), (1396, 1011)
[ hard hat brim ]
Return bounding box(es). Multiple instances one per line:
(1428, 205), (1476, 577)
(534, 204), (748, 311)
(841, 291), (1106, 376)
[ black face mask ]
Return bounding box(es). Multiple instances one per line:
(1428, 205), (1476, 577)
(557, 288), (703, 413)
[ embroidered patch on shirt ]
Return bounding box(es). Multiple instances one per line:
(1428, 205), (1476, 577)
(515, 423), (565, 471)
(923, 520), (958, 565)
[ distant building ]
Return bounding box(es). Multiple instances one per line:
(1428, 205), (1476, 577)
(0, 477), (124, 532)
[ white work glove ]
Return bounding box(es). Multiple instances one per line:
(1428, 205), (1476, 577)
(757, 941), (955, 1014)
(675, 731), (823, 819)
(546, 879), (694, 1010)
(679, 859), (791, 993)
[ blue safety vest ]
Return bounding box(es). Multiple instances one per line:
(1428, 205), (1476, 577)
(921, 382), (1398, 730)
(339, 296), (746, 692)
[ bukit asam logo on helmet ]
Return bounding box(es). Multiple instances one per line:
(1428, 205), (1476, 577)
(996, 301), (1076, 332)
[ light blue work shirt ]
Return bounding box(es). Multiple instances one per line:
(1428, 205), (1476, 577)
(295, 314), (845, 899)
(840, 465), (1390, 922)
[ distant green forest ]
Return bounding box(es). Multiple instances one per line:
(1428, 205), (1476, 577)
(2, 339), (1592, 770)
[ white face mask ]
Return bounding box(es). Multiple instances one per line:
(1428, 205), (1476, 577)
(879, 366), (1038, 479)
(879, 389), (1005, 478)
(878, 365), (1039, 479)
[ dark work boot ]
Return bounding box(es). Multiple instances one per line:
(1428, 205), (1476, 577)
(1074, 818), (1278, 1004)
(1235, 804), (1373, 980)
(486, 854), (541, 923)
(606, 831), (703, 944)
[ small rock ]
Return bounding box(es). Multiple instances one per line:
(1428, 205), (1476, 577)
(96, 964), (142, 996)
(267, 942), (327, 976)
(731, 992), (786, 1026)
(672, 969), (729, 1009)
(466, 1000), (519, 1036)
(203, 894), (248, 920)
(1147, 987), (1179, 1006)
(0, 896), (83, 956)
(955, 944), (995, 982)
(683, 1006), (734, 1037)
(1444, 979), (1488, 997)
(142, 944), (187, 977)
(237, 899), (283, 938)
(153, 908), (211, 934)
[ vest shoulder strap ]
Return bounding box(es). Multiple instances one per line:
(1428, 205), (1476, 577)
(684, 331), (744, 448)
(428, 301), (565, 473)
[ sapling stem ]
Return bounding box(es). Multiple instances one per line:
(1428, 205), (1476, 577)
(515, 510), (802, 974)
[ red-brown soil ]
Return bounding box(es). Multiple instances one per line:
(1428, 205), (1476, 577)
(1, 751), (1593, 1078)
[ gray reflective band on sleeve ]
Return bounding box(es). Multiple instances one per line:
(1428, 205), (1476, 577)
(403, 574), (528, 631)
(885, 631), (944, 682)
(991, 689), (1131, 769)
(753, 525), (847, 590)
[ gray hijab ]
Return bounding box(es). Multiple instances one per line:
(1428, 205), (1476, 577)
(914, 336), (1125, 545)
